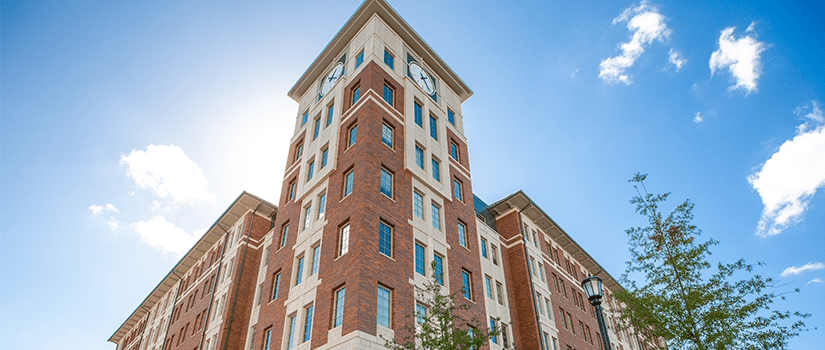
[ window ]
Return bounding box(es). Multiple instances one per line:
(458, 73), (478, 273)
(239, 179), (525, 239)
(295, 143), (303, 161)
(288, 181), (297, 201)
(450, 141), (459, 161)
(485, 275), (493, 299)
(377, 285), (391, 327)
(348, 124), (358, 147)
(458, 221), (467, 247)
(415, 145), (425, 169)
(304, 205), (312, 230)
(303, 305), (314, 343)
(271, 272), (281, 300)
(559, 307), (567, 330)
(352, 85), (361, 104)
(431, 203), (441, 231)
(539, 263), (546, 282)
(326, 104), (334, 126)
(338, 223), (350, 256)
(307, 160), (315, 181)
(355, 50), (364, 68)
(501, 323), (509, 348)
(333, 287), (346, 327)
(379, 221), (393, 257)
(318, 193), (327, 219)
(491, 245), (498, 265)
(287, 314), (297, 349)
(453, 179), (463, 202)
(301, 111), (308, 126)
(543, 332), (550, 350)
(380, 167), (393, 198)
(480, 237), (488, 258)
(281, 224), (290, 248)
(381, 123), (393, 148)
(295, 256), (305, 285)
(313, 117), (320, 140)
(321, 147), (329, 168)
(413, 191), (424, 219)
(263, 328), (272, 350)
(490, 318), (498, 344)
(545, 298), (552, 318)
(431, 158), (440, 181)
(311, 245), (321, 275)
(383, 84), (394, 106)
(343, 169), (354, 197)
(448, 109), (455, 125)
(536, 292), (544, 315)
(429, 115), (438, 140)
(415, 242), (426, 276)
(529, 257), (536, 276)
(416, 303), (427, 326)
(257, 283), (265, 305)
(384, 49), (394, 69)
(434, 254), (444, 285)
(414, 101), (423, 127)
(461, 269), (473, 300)
(496, 282), (504, 305)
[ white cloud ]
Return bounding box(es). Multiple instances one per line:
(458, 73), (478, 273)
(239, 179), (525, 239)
(599, 1), (674, 84)
(104, 203), (119, 213)
(131, 216), (204, 256)
(693, 112), (704, 123)
(748, 102), (825, 236)
(121, 144), (216, 204)
(808, 277), (824, 285)
(780, 262), (825, 277)
(709, 22), (767, 94)
(795, 101), (824, 125)
(669, 49), (686, 71)
(571, 68), (579, 78)
(89, 203), (120, 230)
(89, 204), (103, 215)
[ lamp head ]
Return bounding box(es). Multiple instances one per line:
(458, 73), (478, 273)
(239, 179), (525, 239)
(581, 276), (603, 302)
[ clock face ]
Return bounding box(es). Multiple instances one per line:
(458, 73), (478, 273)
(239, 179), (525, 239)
(320, 63), (344, 97)
(409, 62), (435, 96)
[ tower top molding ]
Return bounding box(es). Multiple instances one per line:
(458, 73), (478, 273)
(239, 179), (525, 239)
(287, 0), (473, 102)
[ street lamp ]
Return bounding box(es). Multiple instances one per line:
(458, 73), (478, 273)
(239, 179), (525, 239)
(582, 276), (612, 350)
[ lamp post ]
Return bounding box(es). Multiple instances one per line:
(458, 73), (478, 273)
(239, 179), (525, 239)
(582, 276), (612, 350)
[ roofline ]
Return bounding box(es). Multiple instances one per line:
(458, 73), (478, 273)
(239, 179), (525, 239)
(108, 191), (277, 343)
(486, 190), (624, 293)
(287, 0), (473, 102)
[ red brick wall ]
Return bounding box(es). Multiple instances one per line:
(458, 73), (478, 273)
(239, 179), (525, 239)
(495, 211), (542, 350)
(549, 260), (602, 350)
(161, 211), (271, 350)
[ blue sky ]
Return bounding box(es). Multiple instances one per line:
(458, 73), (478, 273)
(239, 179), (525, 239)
(2, 0), (823, 349)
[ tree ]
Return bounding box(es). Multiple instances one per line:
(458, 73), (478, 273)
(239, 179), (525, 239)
(382, 264), (499, 350)
(615, 173), (808, 350)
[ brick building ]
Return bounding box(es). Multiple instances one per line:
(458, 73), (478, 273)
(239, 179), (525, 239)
(109, 1), (653, 350)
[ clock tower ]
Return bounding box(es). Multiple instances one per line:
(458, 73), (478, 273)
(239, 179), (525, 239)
(256, 0), (485, 348)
